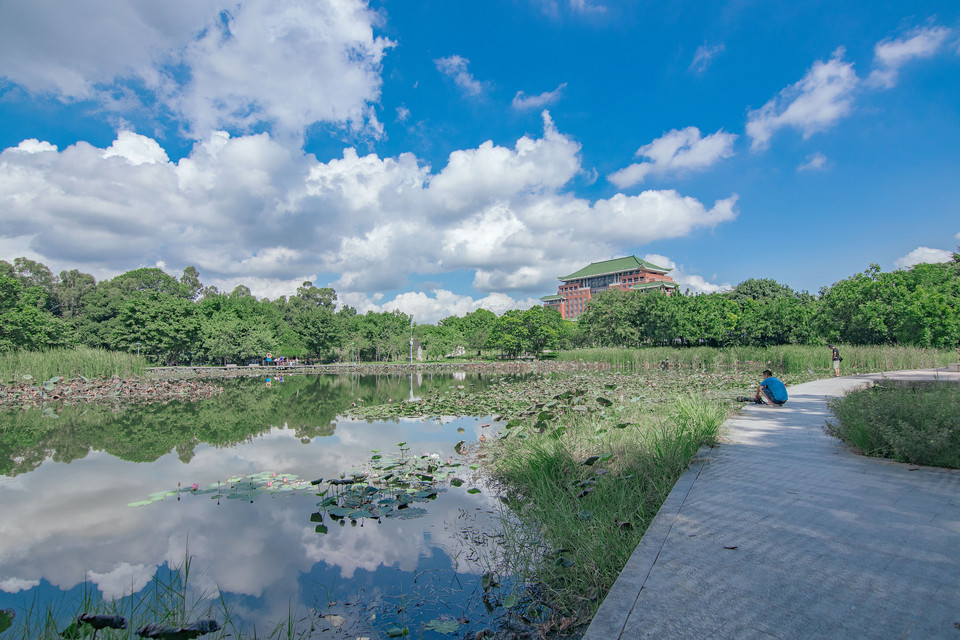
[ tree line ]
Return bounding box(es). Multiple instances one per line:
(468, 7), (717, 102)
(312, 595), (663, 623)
(1, 254), (958, 365)
(0, 259), (564, 364)
(574, 258), (960, 350)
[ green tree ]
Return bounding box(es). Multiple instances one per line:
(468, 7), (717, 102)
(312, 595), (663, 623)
(522, 305), (563, 356)
(179, 266), (203, 301)
(489, 309), (527, 358)
(112, 292), (198, 364)
(0, 276), (74, 351)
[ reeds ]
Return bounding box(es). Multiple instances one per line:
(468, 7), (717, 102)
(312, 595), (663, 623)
(559, 345), (955, 376)
(0, 347), (147, 382)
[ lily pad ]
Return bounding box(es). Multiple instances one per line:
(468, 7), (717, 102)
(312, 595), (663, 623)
(425, 619), (460, 634)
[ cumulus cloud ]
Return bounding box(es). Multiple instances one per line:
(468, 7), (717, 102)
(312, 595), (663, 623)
(608, 127), (737, 188)
(0, 113), (738, 318)
(689, 43), (725, 74)
(0, 0), (391, 142)
(434, 55), (484, 95)
(341, 289), (540, 324)
(746, 48), (858, 151)
(642, 254), (730, 294)
(867, 25), (953, 88)
(512, 83), (567, 110)
(894, 247), (954, 269)
(798, 152), (828, 171)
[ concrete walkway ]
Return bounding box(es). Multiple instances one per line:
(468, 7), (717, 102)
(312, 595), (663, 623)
(583, 369), (960, 640)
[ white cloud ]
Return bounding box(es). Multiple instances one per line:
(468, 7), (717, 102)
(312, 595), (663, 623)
(0, 577), (40, 593)
(396, 106), (411, 122)
(689, 43), (725, 74)
(798, 152), (827, 171)
(746, 48), (859, 151)
(0, 0), (391, 142)
(434, 55), (484, 95)
(512, 83), (567, 110)
(642, 254), (730, 294)
(608, 127), (737, 188)
(341, 289), (539, 324)
(87, 562), (154, 601)
(0, 113), (738, 318)
(569, 0), (606, 13)
(867, 25), (952, 88)
(894, 247), (954, 269)
(102, 131), (170, 165)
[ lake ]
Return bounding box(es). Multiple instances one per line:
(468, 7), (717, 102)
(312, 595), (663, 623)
(0, 372), (520, 639)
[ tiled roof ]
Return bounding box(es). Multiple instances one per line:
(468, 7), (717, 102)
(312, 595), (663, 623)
(630, 281), (678, 290)
(559, 255), (671, 281)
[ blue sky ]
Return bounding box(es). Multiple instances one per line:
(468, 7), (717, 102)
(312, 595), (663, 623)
(1, 0), (958, 322)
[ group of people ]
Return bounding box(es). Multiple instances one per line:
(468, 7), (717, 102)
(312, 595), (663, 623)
(752, 344), (841, 407)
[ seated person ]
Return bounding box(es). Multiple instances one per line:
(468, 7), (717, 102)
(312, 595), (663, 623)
(756, 369), (788, 406)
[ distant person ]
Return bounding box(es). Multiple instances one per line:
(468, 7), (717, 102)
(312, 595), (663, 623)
(755, 369), (788, 406)
(829, 344), (841, 377)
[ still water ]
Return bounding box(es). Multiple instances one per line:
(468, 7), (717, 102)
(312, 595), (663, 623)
(0, 373), (515, 638)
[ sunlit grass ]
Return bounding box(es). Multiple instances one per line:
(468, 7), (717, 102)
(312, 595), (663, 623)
(486, 393), (729, 631)
(825, 380), (960, 468)
(559, 344), (954, 377)
(0, 347), (147, 382)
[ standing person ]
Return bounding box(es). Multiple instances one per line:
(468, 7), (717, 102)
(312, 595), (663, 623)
(829, 344), (841, 377)
(755, 369), (788, 406)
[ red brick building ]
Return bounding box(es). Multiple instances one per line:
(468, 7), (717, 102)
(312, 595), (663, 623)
(541, 255), (677, 320)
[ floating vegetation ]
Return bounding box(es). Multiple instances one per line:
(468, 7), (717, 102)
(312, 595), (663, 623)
(0, 375), (223, 410)
(127, 472), (313, 507)
(344, 369), (768, 422)
(312, 444), (482, 531)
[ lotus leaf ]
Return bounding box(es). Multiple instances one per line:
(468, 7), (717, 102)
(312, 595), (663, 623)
(0, 609), (13, 633)
(503, 594), (519, 608)
(425, 619), (460, 633)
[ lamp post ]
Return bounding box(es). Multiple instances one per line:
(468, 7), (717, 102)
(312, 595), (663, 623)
(136, 341), (141, 357)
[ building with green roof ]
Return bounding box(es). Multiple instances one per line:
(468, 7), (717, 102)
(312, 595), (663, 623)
(541, 255), (677, 319)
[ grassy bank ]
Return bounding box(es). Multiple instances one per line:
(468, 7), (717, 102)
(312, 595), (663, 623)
(825, 380), (960, 468)
(559, 344), (956, 376)
(0, 347), (147, 382)
(483, 378), (730, 633)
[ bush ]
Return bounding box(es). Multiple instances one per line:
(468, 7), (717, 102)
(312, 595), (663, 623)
(825, 381), (960, 468)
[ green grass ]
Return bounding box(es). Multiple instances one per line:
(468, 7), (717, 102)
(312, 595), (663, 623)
(559, 344), (955, 377)
(485, 392), (729, 632)
(0, 347), (147, 382)
(825, 380), (960, 468)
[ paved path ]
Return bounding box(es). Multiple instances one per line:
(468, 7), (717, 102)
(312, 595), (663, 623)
(583, 369), (960, 640)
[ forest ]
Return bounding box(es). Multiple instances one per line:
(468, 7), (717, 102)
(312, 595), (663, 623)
(1, 254), (958, 365)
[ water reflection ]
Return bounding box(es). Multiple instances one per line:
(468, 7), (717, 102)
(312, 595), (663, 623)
(0, 373), (509, 637)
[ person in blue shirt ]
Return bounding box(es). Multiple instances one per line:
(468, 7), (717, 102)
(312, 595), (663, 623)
(755, 369), (788, 406)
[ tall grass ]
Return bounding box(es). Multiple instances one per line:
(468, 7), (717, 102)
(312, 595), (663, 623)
(825, 380), (960, 468)
(559, 344), (955, 376)
(0, 347), (147, 382)
(487, 394), (729, 629)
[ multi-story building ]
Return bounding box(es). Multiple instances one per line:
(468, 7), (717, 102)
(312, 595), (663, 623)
(541, 255), (678, 320)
